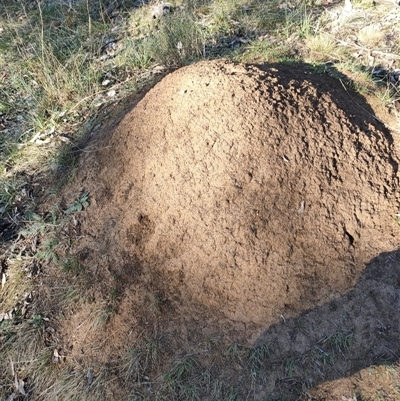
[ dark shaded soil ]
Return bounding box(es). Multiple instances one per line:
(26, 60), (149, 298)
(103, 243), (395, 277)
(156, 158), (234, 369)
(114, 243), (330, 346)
(59, 60), (400, 400)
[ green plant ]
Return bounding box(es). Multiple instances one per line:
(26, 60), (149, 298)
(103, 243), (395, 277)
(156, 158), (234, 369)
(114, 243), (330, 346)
(29, 314), (44, 329)
(183, 382), (201, 401)
(64, 192), (90, 215)
(201, 335), (220, 351)
(225, 385), (238, 401)
(120, 38), (153, 70)
(165, 355), (198, 384)
(247, 343), (269, 374)
(0, 320), (15, 346)
(0, 177), (26, 216)
(35, 237), (59, 264)
(238, 39), (292, 63)
(325, 330), (354, 355)
(145, 336), (162, 367)
(58, 283), (82, 307)
(282, 3), (315, 39)
(283, 356), (297, 377)
(147, 292), (165, 314)
(163, 354), (200, 398)
(61, 255), (82, 274)
(20, 215), (49, 238)
(124, 335), (162, 383)
(50, 143), (79, 189)
(226, 341), (245, 362)
(211, 379), (224, 398)
(311, 347), (333, 366)
(124, 347), (144, 381)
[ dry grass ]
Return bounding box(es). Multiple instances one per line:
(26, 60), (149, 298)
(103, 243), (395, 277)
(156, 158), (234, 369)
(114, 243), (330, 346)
(305, 33), (339, 61)
(358, 23), (386, 47)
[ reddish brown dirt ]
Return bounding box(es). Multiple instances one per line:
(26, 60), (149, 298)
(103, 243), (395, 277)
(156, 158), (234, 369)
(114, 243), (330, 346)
(59, 60), (400, 400)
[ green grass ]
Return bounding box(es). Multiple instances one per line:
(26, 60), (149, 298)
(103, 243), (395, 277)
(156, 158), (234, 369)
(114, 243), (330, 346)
(226, 340), (245, 363)
(162, 355), (201, 399)
(326, 330), (354, 356)
(124, 335), (163, 383)
(247, 342), (270, 375)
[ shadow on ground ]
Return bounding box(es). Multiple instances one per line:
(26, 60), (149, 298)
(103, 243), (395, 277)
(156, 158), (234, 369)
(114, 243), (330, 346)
(252, 248), (400, 400)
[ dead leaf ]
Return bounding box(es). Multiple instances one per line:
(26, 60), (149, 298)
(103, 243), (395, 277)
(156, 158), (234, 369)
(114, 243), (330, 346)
(1, 272), (6, 288)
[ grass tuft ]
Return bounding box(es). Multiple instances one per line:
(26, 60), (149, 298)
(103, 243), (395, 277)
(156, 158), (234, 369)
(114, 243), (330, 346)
(146, 11), (205, 67)
(163, 354), (201, 399)
(247, 342), (270, 374)
(324, 329), (354, 356)
(306, 33), (338, 62)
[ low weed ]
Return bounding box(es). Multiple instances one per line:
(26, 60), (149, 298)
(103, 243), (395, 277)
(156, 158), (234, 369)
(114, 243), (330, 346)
(124, 334), (163, 381)
(0, 177), (26, 215)
(28, 314), (45, 329)
(358, 23), (385, 47)
(118, 38), (153, 70)
(57, 283), (83, 308)
(35, 236), (60, 264)
(310, 347), (333, 366)
(124, 347), (144, 382)
(225, 385), (239, 401)
(284, 356), (298, 377)
(324, 329), (354, 356)
(64, 192), (90, 215)
(282, 3), (315, 39)
(163, 355), (200, 398)
(61, 255), (82, 274)
(247, 342), (270, 374)
(211, 379), (224, 398)
(90, 302), (113, 330)
(164, 355), (199, 384)
(200, 335), (221, 351)
(225, 340), (245, 363)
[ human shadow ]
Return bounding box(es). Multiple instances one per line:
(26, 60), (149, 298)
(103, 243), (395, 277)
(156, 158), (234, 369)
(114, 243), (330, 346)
(252, 248), (400, 400)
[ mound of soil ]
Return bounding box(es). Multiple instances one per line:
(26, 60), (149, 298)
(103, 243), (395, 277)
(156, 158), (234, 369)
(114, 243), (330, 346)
(61, 60), (400, 399)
